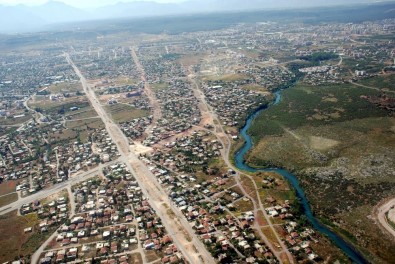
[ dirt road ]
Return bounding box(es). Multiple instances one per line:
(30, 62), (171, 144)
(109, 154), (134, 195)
(66, 53), (215, 264)
(376, 198), (395, 239)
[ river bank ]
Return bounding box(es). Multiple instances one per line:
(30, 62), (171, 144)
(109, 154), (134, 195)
(234, 91), (368, 264)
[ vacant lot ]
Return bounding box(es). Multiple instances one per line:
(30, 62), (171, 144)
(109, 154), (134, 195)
(203, 73), (251, 82)
(0, 179), (21, 196)
(105, 104), (150, 123)
(0, 192), (18, 207)
(30, 98), (90, 117)
(0, 211), (41, 263)
(0, 113), (32, 126)
(150, 82), (169, 91)
(65, 107), (98, 120)
(47, 81), (83, 94)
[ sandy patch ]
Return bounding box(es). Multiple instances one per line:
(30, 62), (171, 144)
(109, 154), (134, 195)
(388, 208), (395, 223)
(329, 112), (341, 119)
(312, 114), (326, 120)
(131, 143), (153, 155)
(309, 136), (340, 151)
(322, 97), (339, 103)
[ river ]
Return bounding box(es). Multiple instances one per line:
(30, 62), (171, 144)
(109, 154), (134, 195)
(234, 91), (367, 264)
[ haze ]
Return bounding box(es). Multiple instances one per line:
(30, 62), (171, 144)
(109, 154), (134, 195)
(0, 0), (390, 33)
(0, 0), (186, 8)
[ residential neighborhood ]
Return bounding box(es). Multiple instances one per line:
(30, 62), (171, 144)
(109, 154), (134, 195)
(0, 10), (394, 264)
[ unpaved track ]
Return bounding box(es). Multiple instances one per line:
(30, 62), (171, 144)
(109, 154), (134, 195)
(188, 74), (294, 264)
(130, 47), (162, 136)
(376, 198), (395, 240)
(66, 53), (215, 264)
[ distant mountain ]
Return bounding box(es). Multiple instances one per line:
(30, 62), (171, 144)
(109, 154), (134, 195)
(0, 0), (391, 33)
(29, 1), (87, 24)
(0, 1), (87, 33)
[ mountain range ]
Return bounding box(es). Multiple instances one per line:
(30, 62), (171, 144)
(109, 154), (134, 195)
(0, 0), (389, 33)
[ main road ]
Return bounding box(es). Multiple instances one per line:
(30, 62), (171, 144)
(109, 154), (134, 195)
(65, 53), (215, 264)
(0, 160), (117, 216)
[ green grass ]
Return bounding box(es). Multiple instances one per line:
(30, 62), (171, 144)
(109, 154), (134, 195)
(241, 84), (269, 93)
(0, 211), (41, 263)
(249, 82), (389, 142)
(357, 74), (395, 91)
(105, 104), (150, 123)
(30, 99), (90, 116)
(150, 82), (169, 91)
(0, 193), (18, 207)
(0, 113), (32, 126)
(47, 82), (82, 94)
(65, 108), (98, 120)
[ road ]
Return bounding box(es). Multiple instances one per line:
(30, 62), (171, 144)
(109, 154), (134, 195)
(0, 159), (120, 216)
(31, 226), (62, 264)
(188, 74), (294, 264)
(66, 53), (215, 264)
(349, 80), (395, 95)
(376, 198), (395, 239)
(130, 47), (162, 135)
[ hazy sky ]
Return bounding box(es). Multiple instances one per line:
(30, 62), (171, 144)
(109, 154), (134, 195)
(0, 0), (186, 8)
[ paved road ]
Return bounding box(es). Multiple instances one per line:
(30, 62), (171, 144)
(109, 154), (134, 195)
(0, 159), (120, 216)
(376, 198), (395, 239)
(66, 53), (215, 264)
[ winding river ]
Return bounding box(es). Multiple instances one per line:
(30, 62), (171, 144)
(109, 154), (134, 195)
(234, 91), (367, 264)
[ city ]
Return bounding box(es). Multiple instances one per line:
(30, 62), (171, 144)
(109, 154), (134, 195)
(0, 2), (394, 264)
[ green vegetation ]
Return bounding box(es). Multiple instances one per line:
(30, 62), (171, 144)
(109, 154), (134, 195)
(249, 83), (389, 141)
(299, 52), (338, 63)
(0, 193), (18, 207)
(30, 99), (90, 116)
(0, 113), (32, 126)
(246, 79), (395, 263)
(357, 74), (395, 91)
(162, 53), (181, 60)
(0, 211), (41, 263)
(105, 104), (150, 123)
(151, 82), (169, 91)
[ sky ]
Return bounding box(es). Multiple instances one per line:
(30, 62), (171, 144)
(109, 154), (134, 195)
(0, 0), (187, 8)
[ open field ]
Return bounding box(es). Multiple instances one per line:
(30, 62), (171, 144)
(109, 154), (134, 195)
(150, 82), (169, 91)
(115, 76), (140, 86)
(0, 113), (32, 126)
(47, 81), (83, 94)
(104, 104), (150, 123)
(65, 118), (104, 130)
(0, 192), (18, 207)
(0, 180), (21, 196)
(65, 107), (98, 120)
(249, 82), (390, 140)
(202, 73), (251, 82)
(0, 211), (42, 263)
(357, 74), (395, 91)
(241, 84), (270, 94)
(130, 253), (143, 264)
(246, 80), (395, 263)
(30, 98), (91, 116)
